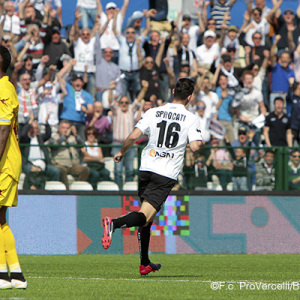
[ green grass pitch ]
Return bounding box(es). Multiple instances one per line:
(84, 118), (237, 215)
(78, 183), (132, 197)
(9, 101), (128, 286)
(2, 254), (300, 299)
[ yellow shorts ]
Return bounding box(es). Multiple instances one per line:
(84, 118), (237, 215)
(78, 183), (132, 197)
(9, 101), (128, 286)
(0, 173), (18, 207)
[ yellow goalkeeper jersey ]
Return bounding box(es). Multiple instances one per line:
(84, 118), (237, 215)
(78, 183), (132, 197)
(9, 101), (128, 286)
(0, 76), (22, 182)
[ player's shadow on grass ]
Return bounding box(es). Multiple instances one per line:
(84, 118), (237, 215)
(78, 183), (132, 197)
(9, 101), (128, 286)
(145, 275), (203, 278)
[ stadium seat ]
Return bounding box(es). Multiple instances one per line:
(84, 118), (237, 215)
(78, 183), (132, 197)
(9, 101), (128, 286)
(123, 181), (138, 191)
(207, 182), (223, 191)
(97, 181), (119, 191)
(69, 181), (93, 191)
(226, 182), (233, 191)
(45, 181), (67, 191)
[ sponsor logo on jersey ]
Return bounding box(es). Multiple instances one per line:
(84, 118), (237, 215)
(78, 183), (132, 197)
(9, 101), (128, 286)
(0, 98), (9, 106)
(196, 128), (201, 133)
(149, 149), (174, 159)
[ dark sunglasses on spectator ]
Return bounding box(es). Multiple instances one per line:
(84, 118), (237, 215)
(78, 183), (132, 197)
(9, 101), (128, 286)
(196, 160), (205, 163)
(183, 18), (191, 21)
(120, 101), (129, 104)
(292, 155), (300, 158)
(87, 132), (95, 136)
(227, 49), (236, 53)
(197, 105), (206, 109)
(238, 131), (247, 135)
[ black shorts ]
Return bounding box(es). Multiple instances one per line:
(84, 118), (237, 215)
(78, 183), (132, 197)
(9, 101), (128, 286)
(138, 171), (177, 212)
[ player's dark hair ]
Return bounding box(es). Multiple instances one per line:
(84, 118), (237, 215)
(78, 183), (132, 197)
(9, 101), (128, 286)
(174, 78), (195, 101)
(0, 45), (11, 73)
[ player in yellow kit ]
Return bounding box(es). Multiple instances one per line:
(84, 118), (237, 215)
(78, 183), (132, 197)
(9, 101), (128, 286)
(0, 45), (27, 289)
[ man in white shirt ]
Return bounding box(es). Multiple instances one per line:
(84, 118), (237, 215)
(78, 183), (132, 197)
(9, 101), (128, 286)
(0, 1), (20, 40)
(195, 30), (220, 69)
(70, 9), (97, 96)
(102, 78), (204, 275)
(98, 0), (129, 64)
(195, 76), (219, 119)
(180, 14), (202, 52)
(232, 70), (267, 146)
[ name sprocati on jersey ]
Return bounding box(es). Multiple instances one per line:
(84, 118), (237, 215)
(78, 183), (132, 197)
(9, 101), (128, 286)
(135, 103), (203, 180)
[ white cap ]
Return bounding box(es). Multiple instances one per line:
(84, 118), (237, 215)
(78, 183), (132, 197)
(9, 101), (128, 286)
(132, 11), (144, 19)
(204, 30), (216, 39)
(105, 2), (117, 10)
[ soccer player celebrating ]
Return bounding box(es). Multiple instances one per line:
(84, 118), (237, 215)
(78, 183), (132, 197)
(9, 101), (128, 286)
(102, 78), (204, 275)
(0, 45), (27, 289)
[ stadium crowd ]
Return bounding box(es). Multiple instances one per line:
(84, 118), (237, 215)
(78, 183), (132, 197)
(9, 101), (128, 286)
(1, 0), (300, 191)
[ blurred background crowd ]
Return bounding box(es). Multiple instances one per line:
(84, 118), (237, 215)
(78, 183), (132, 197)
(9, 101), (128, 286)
(1, 0), (300, 191)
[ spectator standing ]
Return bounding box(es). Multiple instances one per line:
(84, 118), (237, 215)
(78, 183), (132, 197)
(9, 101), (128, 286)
(69, 10), (98, 97)
(86, 101), (112, 143)
(275, 2), (300, 51)
(140, 40), (164, 101)
(232, 70), (266, 146)
(143, 28), (173, 102)
(195, 75), (219, 120)
(37, 76), (67, 134)
(195, 30), (220, 70)
(113, 20), (147, 100)
(195, 100), (211, 143)
(0, 0), (21, 41)
(59, 73), (94, 141)
(94, 26), (122, 103)
(214, 74), (235, 142)
(76, 0), (98, 29)
(209, 0), (237, 33)
(11, 61), (56, 133)
(43, 26), (71, 67)
(149, 0), (171, 32)
(98, 0), (129, 64)
(263, 97), (293, 147)
(108, 81), (147, 188)
(269, 35), (295, 112)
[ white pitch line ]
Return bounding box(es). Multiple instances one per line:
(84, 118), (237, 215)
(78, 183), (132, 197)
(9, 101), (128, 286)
(27, 276), (297, 284)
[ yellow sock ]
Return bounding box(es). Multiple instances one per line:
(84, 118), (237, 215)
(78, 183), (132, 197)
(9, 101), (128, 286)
(0, 225), (7, 272)
(1, 223), (20, 272)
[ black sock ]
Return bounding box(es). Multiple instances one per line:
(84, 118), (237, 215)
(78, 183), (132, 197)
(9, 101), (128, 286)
(138, 222), (152, 266)
(10, 272), (26, 282)
(112, 211), (146, 229)
(0, 272), (10, 281)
